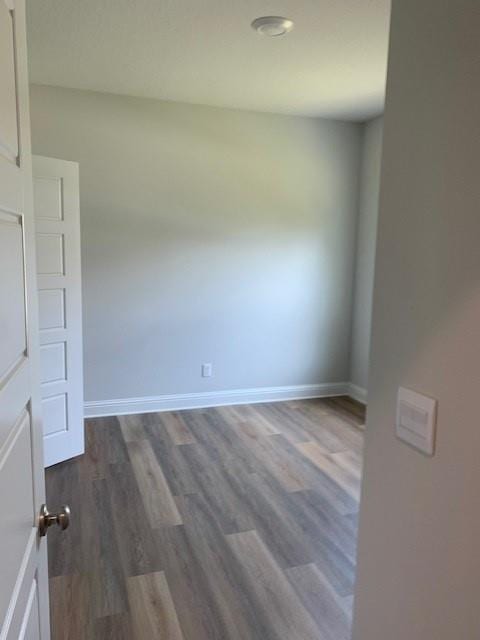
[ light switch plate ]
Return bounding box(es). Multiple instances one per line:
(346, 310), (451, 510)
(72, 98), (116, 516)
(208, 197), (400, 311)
(396, 387), (437, 455)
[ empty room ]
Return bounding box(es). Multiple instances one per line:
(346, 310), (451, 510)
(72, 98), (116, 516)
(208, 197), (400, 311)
(2, 1), (480, 639)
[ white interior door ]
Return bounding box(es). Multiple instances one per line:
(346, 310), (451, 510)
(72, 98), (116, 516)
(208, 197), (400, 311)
(0, 0), (50, 638)
(33, 156), (84, 468)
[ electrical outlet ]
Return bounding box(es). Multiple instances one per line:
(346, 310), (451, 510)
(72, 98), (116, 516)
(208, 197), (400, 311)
(202, 363), (213, 378)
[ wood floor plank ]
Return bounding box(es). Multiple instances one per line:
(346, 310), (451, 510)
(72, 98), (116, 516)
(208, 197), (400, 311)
(219, 404), (281, 436)
(143, 420), (200, 496)
(342, 594), (355, 618)
(47, 397), (364, 640)
(299, 405), (364, 454)
(234, 428), (310, 492)
(118, 414), (147, 442)
(226, 530), (321, 640)
(265, 433), (359, 516)
(50, 575), (92, 640)
(233, 471), (356, 595)
(105, 462), (163, 577)
(163, 443), (202, 497)
(324, 396), (366, 426)
(127, 439), (183, 527)
(179, 442), (255, 535)
(85, 416), (129, 466)
(127, 571), (185, 640)
(254, 402), (312, 444)
(285, 563), (352, 640)
(46, 457), (90, 577)
(187, 409), (258, 475)
(160, 411), (196, 445)
(296, 441), (361, 501)
(291, 489), (359, 565)
(174, 493), (270, 640)
(153, 525), (233, 640)
(94, 614), (134, 639)
(91, 478), (130, 618)
(261, 401), (355, 454)
(330, 449), (363, 480)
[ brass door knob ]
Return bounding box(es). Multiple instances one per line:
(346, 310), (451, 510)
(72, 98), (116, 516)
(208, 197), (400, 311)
(38, 504), (70, 537)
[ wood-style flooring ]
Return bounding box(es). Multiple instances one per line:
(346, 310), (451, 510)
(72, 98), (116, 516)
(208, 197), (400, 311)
(46, 396), (365, 640)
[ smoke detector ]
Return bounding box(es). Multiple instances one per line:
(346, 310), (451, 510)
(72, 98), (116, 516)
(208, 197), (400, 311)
(251, 16), (294, 37)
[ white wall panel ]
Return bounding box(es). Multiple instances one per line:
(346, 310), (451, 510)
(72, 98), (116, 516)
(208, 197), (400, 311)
(30, 87), (363, 403)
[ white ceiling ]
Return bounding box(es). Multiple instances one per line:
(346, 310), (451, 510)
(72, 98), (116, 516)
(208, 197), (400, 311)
(26, 0), (390, 121)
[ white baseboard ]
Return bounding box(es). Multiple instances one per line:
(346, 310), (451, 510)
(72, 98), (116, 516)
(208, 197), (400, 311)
(84, 382), (350, 418)
(347, 383), (367, 404)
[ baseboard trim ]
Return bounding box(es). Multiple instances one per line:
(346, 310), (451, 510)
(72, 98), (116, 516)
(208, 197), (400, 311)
(84, 382), (350, 418)
(347, 383), (367, 404)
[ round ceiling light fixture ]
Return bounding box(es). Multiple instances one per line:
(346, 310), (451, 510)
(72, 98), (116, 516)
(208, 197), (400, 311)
(251, 16), (294, 37)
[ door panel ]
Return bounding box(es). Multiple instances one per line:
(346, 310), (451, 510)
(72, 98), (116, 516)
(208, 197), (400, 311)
(41, 394), (67, 437)
(39, 343), (66, 385)
(33, 156), (84, 467)
(38, 289), (65, 331)
(0, 411), (34, 624)
(0, 0), (18, 161)
(32, 177), (62, 221)
(0, 0), (50, 637)
(0, 210), (26, 380)
(36, 233), (65, 276)
(19, 582), (41, 640)
(0, 359), (29, 448)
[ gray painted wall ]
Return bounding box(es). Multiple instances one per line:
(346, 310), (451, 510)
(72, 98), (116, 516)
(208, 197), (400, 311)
(353, 0), (480, 638)
(350, 117), (383, 395)
(30, 85), (362, 402)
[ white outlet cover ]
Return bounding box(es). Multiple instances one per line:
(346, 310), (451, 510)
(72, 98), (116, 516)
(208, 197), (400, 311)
(202, 363), (212, 378)
(396, 387), (437, 455)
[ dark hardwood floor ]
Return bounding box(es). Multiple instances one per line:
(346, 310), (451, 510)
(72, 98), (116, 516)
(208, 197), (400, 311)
(46, 397), (365, 640)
